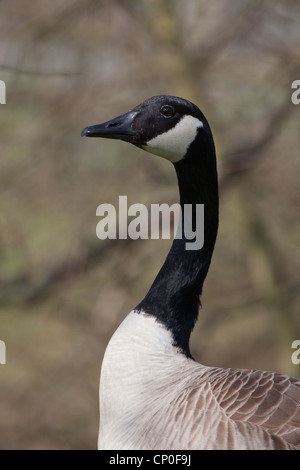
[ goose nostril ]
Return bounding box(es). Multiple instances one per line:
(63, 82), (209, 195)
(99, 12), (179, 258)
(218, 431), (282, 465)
(108, 121), (120, 128)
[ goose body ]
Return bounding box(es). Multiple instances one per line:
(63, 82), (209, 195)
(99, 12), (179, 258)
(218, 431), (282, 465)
(82, 95), (300, 450)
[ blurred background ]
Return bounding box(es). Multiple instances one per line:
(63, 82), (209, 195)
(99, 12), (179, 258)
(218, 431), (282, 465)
(0, 0), (300, 450)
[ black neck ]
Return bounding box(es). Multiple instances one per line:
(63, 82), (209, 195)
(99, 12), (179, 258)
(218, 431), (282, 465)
(136, 133), (219, 357)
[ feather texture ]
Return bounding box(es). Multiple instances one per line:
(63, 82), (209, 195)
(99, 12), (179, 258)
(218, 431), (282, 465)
(99, 311), (300, 450)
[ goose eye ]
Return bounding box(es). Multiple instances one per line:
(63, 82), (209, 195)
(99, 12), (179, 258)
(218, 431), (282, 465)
(160, 105), (175, 118)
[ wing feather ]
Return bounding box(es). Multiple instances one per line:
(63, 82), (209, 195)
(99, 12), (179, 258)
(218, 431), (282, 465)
(161, 365), (300, 449)
(190, 367), (300, 447)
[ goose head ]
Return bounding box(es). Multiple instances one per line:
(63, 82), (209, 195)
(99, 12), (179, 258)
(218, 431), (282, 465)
(81, 95), (215, 164)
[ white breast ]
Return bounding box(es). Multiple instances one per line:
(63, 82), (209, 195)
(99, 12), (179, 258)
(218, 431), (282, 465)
(98, 310), (202, 449)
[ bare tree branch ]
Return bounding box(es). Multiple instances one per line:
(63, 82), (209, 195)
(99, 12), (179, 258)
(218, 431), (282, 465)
(0, 63), (80, 77)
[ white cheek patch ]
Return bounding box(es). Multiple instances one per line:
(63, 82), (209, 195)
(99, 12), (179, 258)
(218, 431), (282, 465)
(142, 115), (203, 162)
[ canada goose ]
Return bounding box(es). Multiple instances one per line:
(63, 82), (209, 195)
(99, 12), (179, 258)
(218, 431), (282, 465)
(82, 95), (300, 450)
